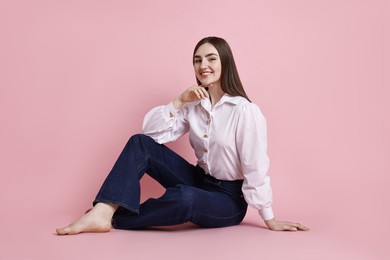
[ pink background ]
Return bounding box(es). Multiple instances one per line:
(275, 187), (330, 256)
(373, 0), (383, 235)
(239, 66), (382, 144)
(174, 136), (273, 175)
(1, 0), (389, 259)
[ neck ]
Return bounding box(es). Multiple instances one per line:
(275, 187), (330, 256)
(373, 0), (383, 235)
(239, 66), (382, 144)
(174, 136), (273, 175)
(207, 83), (225, 107)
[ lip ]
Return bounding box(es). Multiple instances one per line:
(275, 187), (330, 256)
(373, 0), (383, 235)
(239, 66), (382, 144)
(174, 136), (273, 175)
(199, 70), (213, 77)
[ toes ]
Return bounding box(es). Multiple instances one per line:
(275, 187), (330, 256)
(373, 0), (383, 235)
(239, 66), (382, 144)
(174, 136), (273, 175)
(56, 225), (80, 235)
(56, 227), (69, 235)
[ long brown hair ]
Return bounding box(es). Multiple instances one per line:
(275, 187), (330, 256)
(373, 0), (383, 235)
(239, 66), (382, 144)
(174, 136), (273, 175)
(193, 36), (251, 102)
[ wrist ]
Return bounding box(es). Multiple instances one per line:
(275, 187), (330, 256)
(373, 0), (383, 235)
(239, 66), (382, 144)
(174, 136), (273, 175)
(172, 96), (185, 110)
(264, 218), (276, 229)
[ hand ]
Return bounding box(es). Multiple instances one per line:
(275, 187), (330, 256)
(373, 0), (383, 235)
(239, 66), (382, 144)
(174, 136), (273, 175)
(264, 218), (309, 231)
(173, 85), (210, 109)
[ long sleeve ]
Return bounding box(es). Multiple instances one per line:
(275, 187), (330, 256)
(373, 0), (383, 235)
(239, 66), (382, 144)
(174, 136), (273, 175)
(142, 102), (190, 144)
(236, 103), (274, 220)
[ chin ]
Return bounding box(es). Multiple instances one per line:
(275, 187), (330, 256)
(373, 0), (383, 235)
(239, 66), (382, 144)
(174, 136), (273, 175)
(199, 80), (215, 86)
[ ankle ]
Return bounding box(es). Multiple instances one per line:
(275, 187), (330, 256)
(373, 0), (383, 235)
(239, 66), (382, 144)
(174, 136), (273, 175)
(94, 202), (118, 216)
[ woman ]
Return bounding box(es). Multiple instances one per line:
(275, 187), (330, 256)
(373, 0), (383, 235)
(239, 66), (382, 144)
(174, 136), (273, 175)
(56, 36), (309, 235)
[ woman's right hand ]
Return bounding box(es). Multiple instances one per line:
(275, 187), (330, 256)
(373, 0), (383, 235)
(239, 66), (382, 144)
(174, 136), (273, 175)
(172, 85), (210, 109)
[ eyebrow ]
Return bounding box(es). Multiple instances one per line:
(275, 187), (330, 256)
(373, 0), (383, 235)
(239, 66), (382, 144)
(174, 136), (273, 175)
(194, 53), (219, 59)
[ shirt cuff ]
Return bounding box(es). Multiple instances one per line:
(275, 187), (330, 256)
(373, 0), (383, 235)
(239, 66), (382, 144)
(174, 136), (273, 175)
(258, 207), (274, 220)
(163, 102), (180, 119)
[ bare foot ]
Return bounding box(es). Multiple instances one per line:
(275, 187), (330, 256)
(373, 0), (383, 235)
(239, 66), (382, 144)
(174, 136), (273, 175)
(56, 203), (118, 235)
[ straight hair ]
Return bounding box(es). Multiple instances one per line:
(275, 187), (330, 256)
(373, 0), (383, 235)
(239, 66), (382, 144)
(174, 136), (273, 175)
(193, 36), (251, 102)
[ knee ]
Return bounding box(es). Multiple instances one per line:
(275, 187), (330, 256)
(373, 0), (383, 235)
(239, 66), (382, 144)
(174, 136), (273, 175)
(128, 133), (149, 143)
(127, 134), (153, 148)
(174, 185), (197, 211)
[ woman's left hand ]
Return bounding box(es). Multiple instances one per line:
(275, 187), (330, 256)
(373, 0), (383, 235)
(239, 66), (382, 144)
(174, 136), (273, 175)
(264, 218), (310, 231)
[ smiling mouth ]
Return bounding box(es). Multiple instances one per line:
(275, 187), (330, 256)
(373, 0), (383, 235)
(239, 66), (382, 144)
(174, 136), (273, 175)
(200, 72), (213, 76)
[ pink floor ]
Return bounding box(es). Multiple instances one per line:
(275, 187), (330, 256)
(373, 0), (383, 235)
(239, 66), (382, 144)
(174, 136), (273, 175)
(1, 207), (386, 260)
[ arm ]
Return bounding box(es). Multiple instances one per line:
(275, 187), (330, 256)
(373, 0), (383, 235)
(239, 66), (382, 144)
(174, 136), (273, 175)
(172, 85), (209, 109)
(237, 104), (309, 232)
(142, 85), (209, 144)
(142, 102), (188, 144)
(237, 103), (274, 220)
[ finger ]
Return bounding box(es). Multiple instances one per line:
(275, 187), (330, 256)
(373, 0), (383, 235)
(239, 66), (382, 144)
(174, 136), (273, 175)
(284, 225), (298, 231)
(289, 222), (309, 231)
(297, 223), (310, 231)
(197, 89), (205, 99)
(193, 90), (201, 99)
(199, 87), (209, 98)
(282, 221), (301, 228)
(196, 89), (206, 99)
(199, 88), (209, 98)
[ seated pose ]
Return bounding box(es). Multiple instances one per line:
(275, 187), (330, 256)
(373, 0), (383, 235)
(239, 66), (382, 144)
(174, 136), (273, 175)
(57, 36), (309, 235)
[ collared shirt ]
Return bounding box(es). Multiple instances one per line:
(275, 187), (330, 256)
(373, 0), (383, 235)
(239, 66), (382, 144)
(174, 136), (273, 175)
(142, 94), (274, 220)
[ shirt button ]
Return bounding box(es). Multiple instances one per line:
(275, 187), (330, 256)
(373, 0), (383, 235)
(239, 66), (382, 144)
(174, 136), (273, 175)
(203, 134), (208, 138)
(169, 112), (173, 118)
(203, 148), (208, 153)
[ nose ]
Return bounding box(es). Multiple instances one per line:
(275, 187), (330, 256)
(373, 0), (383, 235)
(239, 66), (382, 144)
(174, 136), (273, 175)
(200, 59), (208, 69)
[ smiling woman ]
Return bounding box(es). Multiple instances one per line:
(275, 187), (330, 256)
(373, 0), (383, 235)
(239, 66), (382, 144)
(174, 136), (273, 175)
(56, 36), (309, 235)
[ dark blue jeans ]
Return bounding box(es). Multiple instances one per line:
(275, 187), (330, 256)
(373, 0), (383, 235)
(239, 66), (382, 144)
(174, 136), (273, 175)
(94, 134), (247, 229)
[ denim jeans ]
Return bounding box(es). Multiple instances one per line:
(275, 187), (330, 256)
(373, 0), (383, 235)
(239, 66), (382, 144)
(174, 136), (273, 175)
(94, 134), (248, 229)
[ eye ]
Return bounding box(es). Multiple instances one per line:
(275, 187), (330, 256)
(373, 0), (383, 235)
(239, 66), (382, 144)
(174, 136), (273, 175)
(208, 56), (217, 62)
(194, 59), (201, 64)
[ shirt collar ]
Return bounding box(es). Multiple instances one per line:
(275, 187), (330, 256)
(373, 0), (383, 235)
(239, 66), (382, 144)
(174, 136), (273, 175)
(218, 94), (244, 105)
(199, 94), (246, 111)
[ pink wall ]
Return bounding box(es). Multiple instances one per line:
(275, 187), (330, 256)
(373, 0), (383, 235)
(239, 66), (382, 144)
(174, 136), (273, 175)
(0, 0), (389, 258)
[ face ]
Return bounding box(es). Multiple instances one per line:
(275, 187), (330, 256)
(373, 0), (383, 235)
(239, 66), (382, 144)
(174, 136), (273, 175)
(193, 43), (222, 87)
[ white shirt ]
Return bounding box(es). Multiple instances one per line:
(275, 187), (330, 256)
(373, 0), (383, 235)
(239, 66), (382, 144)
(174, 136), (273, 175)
(142, 94), (274, 220)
